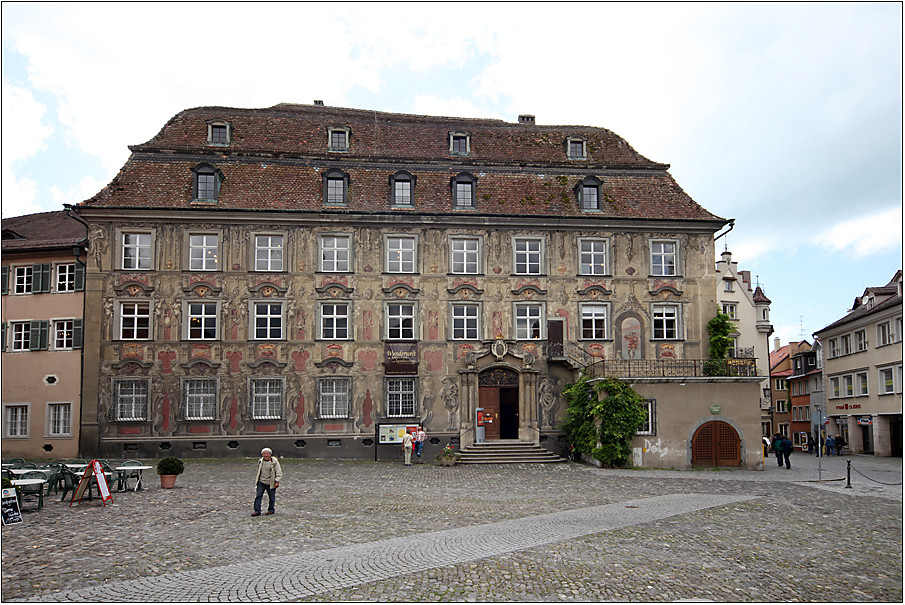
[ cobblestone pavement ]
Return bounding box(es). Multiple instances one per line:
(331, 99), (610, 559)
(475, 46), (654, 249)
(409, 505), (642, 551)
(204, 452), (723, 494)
(1, 454), (901, 602)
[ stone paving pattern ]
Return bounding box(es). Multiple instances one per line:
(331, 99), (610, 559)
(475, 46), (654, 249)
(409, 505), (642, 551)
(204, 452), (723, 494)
(1, 454), (901, 602)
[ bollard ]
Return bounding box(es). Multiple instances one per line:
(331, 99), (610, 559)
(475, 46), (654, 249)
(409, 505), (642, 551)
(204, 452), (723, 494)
(845, 459), (852, 488)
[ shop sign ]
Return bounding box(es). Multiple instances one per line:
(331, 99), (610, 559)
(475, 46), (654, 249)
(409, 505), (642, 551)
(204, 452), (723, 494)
(384, 342), (418, 375)
(857, 417), (872, 426)
(709, 404), (722, 415)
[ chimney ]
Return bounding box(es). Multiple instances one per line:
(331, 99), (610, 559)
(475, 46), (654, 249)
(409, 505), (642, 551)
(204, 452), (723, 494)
(518, 114), (535, 125)
(314, 100), (324, 106)
(774, 337), (781, 351)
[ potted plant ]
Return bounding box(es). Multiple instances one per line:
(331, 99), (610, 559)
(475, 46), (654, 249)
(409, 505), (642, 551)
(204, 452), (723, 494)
(435, 444), (461, 467)
(156, 456), (184, 488)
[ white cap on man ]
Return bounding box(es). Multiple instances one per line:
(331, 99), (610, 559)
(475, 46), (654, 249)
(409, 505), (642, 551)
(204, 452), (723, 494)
(261, 447), (272, 454)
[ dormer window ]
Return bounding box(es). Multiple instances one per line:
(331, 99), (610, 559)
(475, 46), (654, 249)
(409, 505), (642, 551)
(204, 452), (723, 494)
(192, 164), (224, 202)
(207, 122), (230, 146)
(390, 171), (415, 206)
(575, 176), (602, 211)
(449, 132), (470, 156)
(451, 172), (477, 208)
(566, 137), (586, 159)
(323, 169), (350, 205)
(328, 127), (350, 152)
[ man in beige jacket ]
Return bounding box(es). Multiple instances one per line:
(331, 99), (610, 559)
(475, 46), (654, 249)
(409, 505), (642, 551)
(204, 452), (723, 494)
(252, 447), (283, 516)
(402, 430), (414, 466)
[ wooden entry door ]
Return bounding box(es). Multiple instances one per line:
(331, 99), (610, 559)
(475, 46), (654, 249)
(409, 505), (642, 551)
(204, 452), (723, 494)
(479, 387), (500, 440)
(691, 421), (741, 467)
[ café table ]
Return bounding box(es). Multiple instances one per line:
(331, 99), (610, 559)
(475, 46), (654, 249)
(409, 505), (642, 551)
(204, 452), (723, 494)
(114, 465), (153, 491)
(11, 478), (47, 510)
(8, 468), (38, 476)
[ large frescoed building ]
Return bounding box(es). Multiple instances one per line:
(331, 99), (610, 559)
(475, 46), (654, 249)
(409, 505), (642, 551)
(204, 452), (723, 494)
(72, 103), (764, 468)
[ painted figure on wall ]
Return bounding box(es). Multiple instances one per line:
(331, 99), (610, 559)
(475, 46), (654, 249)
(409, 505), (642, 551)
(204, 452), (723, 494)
(620, 316), (642, 360)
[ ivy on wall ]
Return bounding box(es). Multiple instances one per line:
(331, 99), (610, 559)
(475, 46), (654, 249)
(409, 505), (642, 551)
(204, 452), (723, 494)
(560, 373), (646, 467)
(705, 309), (735, 376)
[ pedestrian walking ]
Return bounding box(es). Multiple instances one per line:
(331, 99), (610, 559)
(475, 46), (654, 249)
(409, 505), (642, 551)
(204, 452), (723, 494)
(825, 435), (836, 456)
(414, 426), (427, 462)
(835, 434), (846, 456)
(402, 429), (414, 466)
(771, 433), (784, 467)
(807, 434), (816, 455)
(252, 447), (282, 516)
(781, 435), (793, 469)
(762, 435), (770, 456)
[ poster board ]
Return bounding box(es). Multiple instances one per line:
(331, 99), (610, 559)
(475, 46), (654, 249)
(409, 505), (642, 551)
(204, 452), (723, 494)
(377, 424), (420, 444)
(70, 460), (114, 507)
(1, 487), (23, 525)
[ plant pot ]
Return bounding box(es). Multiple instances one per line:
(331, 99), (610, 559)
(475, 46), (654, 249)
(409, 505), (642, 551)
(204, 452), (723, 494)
(159, 474), (178, 489)
(436, 458), (457, 467)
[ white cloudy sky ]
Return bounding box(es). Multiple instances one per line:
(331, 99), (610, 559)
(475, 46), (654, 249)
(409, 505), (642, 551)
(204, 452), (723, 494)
(2, 2), (902, 345)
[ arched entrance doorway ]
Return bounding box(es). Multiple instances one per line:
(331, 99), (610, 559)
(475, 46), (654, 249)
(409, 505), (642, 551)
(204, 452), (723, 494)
(478, 368), (520, 440)
(691, 421), (741, 467)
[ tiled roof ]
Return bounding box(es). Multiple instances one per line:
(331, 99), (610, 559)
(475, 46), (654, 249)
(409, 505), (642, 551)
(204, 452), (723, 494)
(79, 104), (727, 224)
(814, 293), (903, 335)
(753, 286), (771, 304)
(1, 211), (86, 252)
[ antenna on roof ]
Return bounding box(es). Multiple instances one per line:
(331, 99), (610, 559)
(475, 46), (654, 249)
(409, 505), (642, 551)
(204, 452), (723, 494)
(799, 316), (805, 340)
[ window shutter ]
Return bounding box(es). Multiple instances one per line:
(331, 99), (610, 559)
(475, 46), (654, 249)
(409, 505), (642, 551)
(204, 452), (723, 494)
(74, 262), (86, 291)
(1, 266), (8, 295)
(29, 320), (49, 350)
(73, 319), (84, 349)
(1, 323), (6, 351)
(42, 264), (53, 292)
(32, 264), (52, 293)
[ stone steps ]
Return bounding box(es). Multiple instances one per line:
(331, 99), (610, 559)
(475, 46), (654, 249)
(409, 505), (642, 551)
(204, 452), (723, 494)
(457, 440), (566, 464)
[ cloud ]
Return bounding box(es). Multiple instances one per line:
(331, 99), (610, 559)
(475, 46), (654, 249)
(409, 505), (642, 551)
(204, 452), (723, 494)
(1, 80), (54, 217)
(810, 206), (903, 259)
(49, 176), (107, 207)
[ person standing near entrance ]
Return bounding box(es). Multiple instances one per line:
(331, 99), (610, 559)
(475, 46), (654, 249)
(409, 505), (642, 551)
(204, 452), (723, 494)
(825, 434), (836, 456)
(252, 448), (282, 516)
(413, 427), (427, 462)
(402, 429), (414, 466)
(835, 434), (846, 455)
(771, 433), (784, 467)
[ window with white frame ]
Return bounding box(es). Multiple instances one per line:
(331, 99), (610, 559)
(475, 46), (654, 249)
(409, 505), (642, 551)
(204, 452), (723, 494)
(856, 371), (869, 396)
(721, 302), (738, 320)
(186, 301), (218, 340)
(56, 263), (76, 292)
(122, 232), (152, 270)
(843, 375), (854, 397)
(250, 378), (283, 419)
(830, 376), (840, 398)
(451, 173), (477, 207)
(724, 280), (734, 292)
(877, 321), (892, 346)
(386, 377), (416, 417)
(578, 238), (608, 275)
(11, 322), (31, 351)
(119, 301), (151, 340)
(514, 238), (543, 275)
(514, 303), (544, 340)
(4, 404), (28, 436)
(386, 236), (416, 273)
(319, 234), (352, 273)
(775, 379), (788, 391)
(193, 164), (222, 202)
(114, 379), (149, 421)
(650, 240), (678, 276)
(580, 303), (609, 340)
(775, 400), (787, 413)
(320, 302), (350, 340)
(792, 406), (799, 421)
(254, 235), (284, 272)
(450, 237), (481, 274)
(638, 399), (656, 435)
(828, 338), (838, 358)
(386, 303), (416, 340)
(895, 317), (903, 342)
(54, 319), (74, 349)
(451, 303), (480, 340)
(879, 367), (895, 394)
(252, 302), (284, 340)
(14, 266), (33, 294)
(576, 176), (602, 211)
(729, 336), (739, 358)
(855, 329), (867, 351)
(323, 169), (350, 205)
(652, 304), (680, 340)
(189, 234), (219, 271)
(318, 377), (351, 418)
(841, 334), (851, 355)
(390, 171), (415, 206)
(208, 122), (230, 145)
(183, 378), (217, 420)
(47, 402), (71, 436)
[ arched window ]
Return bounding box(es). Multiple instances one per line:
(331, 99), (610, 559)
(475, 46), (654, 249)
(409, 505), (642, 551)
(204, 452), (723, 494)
(574, 176), (602, 211)
(389, 171), (416, 206)
(450, 172), (477, 208)
(323, 169), (350, 206)
(192, 164), (224, 202)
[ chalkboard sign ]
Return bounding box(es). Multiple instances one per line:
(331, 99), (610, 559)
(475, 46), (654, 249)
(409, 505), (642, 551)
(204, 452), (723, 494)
(2, 487), (23, 526)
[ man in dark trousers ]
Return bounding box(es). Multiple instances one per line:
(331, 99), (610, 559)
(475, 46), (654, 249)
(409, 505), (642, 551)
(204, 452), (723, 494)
(780, 435), (794, 469)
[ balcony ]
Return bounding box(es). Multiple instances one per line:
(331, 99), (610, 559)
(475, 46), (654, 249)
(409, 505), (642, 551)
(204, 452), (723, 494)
(547, 342), (758, 379)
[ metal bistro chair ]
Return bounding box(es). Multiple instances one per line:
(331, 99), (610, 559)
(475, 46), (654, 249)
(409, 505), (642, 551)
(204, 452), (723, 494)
(19, 462), (37, 470)
(18, 470), (48, 511)
(40, 463), (65, 495)
(118, 460), (145, 491)
(58, 467), (79, 502)
(8, 458), (25, 469)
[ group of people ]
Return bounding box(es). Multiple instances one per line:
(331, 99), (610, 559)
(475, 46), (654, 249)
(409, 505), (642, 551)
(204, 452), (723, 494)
(808, 433), (846, 456)
(401, 426), (427, 466)
(764, 431), (847, 471)
(769, 434), (794, 469)
(250, 427), (430, 515)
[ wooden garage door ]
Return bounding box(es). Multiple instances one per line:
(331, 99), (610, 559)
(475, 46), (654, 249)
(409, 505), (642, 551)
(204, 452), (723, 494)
(691, 421), (741, 467)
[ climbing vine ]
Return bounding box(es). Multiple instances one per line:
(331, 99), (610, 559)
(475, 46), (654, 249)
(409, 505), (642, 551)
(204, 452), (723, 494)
(705, 309), (734, 376)
(560, 373), (646, 467)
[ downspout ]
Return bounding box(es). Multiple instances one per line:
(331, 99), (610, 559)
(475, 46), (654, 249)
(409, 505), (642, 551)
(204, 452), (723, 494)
(713, 218), (735, 242)
(63, 204), (92, 458)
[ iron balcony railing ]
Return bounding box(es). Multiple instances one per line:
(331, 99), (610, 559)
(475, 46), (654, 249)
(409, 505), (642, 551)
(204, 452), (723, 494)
(582, 357), (759, 379)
